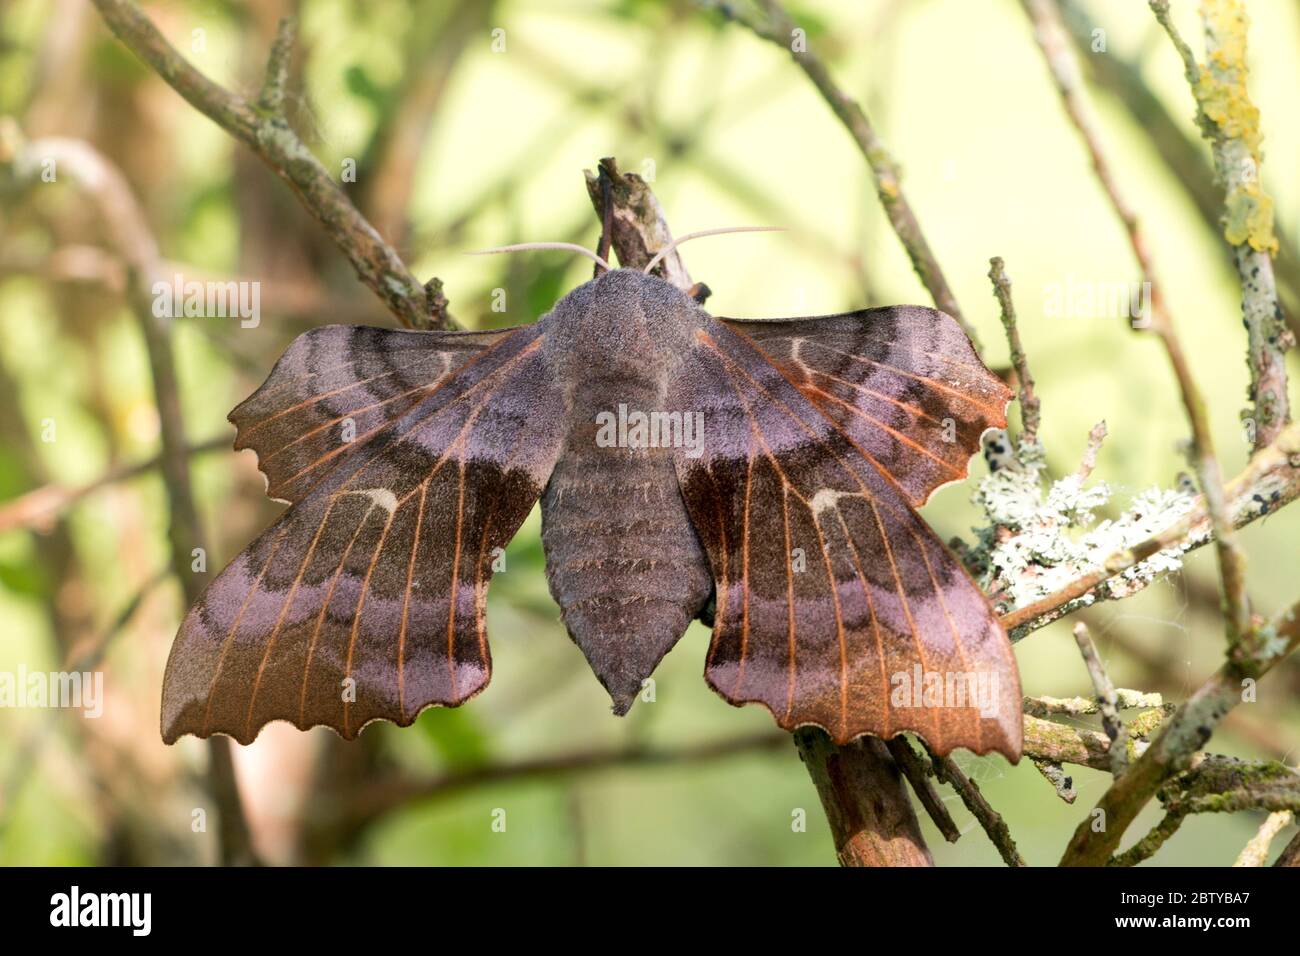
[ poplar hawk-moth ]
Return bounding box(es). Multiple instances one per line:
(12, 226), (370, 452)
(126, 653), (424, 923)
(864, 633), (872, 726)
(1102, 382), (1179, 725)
(161, 266), (1021, 760)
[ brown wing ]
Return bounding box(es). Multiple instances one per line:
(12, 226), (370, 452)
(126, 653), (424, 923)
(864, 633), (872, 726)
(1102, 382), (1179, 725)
(230, 324), (513, 503)
(162, 324), (567, 744)
(671, 316), (1020, 759)
(722, 308), (1012, 506)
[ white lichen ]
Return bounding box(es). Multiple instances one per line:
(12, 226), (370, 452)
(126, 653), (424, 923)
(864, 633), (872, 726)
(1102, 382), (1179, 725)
(967, 432), (1197, 621)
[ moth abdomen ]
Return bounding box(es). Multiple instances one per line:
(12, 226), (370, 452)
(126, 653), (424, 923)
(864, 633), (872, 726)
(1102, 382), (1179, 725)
(541, 448), (711, 713)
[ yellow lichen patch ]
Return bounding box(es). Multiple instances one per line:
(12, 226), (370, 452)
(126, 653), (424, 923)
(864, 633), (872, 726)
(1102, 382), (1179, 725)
(1194, 63), (1260, 153)
(1193, 0), (1280, 254)
(1223, 182), (1277, 253)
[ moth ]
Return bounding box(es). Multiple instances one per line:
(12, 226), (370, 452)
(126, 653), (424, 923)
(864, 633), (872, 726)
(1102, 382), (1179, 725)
(162, 235), (1022, 760)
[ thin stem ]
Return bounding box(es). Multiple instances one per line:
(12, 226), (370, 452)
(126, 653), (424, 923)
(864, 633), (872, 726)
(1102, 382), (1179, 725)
(930, 753), (1026, 866)
(707, 0), (980, 349)
(13, 131), (261, 866)
(988, 256), (1040, 445)
(1071, 622), (1126, 776)
(885, 736), (962, 844)
(0, 436), (227, 534)
(319, 731), (787, 843)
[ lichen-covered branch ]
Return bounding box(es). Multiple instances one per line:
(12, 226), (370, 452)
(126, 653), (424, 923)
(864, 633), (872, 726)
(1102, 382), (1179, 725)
(1023, 690), (1164, 720)
(1032, 760), (1077, 803)
(1025, 705), (1298, 865)
(87, 1), (447, 330)
(1150, 0), (1291, 449)
(996, 421), (1300, 636)
(1060, 598), (1300, 865)
(1056, 0), (1300, 343)
(1113, 756), (1300, 866)
(1020, 0), (1249, 652)
(1022, 709), (1170, 772)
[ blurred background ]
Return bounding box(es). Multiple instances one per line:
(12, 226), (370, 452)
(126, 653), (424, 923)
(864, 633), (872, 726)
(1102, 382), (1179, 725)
(0, 0), (1297, 865)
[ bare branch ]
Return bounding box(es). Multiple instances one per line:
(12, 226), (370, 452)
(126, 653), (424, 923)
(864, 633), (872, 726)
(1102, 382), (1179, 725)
(988, 257), (1040, 446)
(798, 731), (934, 866)
(325, 731), (788, 839)
(0, 570), (167, 835)
(7, 128), (260, 865)
(1235, 810), (1294, 867)
(87, 2), (447, 330)
(885, 736), (962, 844)
(706, 0), (979, 348)
(930, 753), (1026, 867)
(0, 436), (227, 534)
(1074, 420), (1107, 482)
(584, 157), (692, 287)
(1072, 622), (1127, 775)
(1276, 830), (1300, 867)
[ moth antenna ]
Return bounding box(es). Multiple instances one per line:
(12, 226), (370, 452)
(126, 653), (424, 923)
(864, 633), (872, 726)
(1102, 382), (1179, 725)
(465, 242), (612, 273)
(642, 226), (785, 275)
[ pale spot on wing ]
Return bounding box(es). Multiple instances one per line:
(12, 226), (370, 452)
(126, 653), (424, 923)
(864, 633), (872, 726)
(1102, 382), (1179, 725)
(809, 488), (862, 514)
(343, 488), (399, 513)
